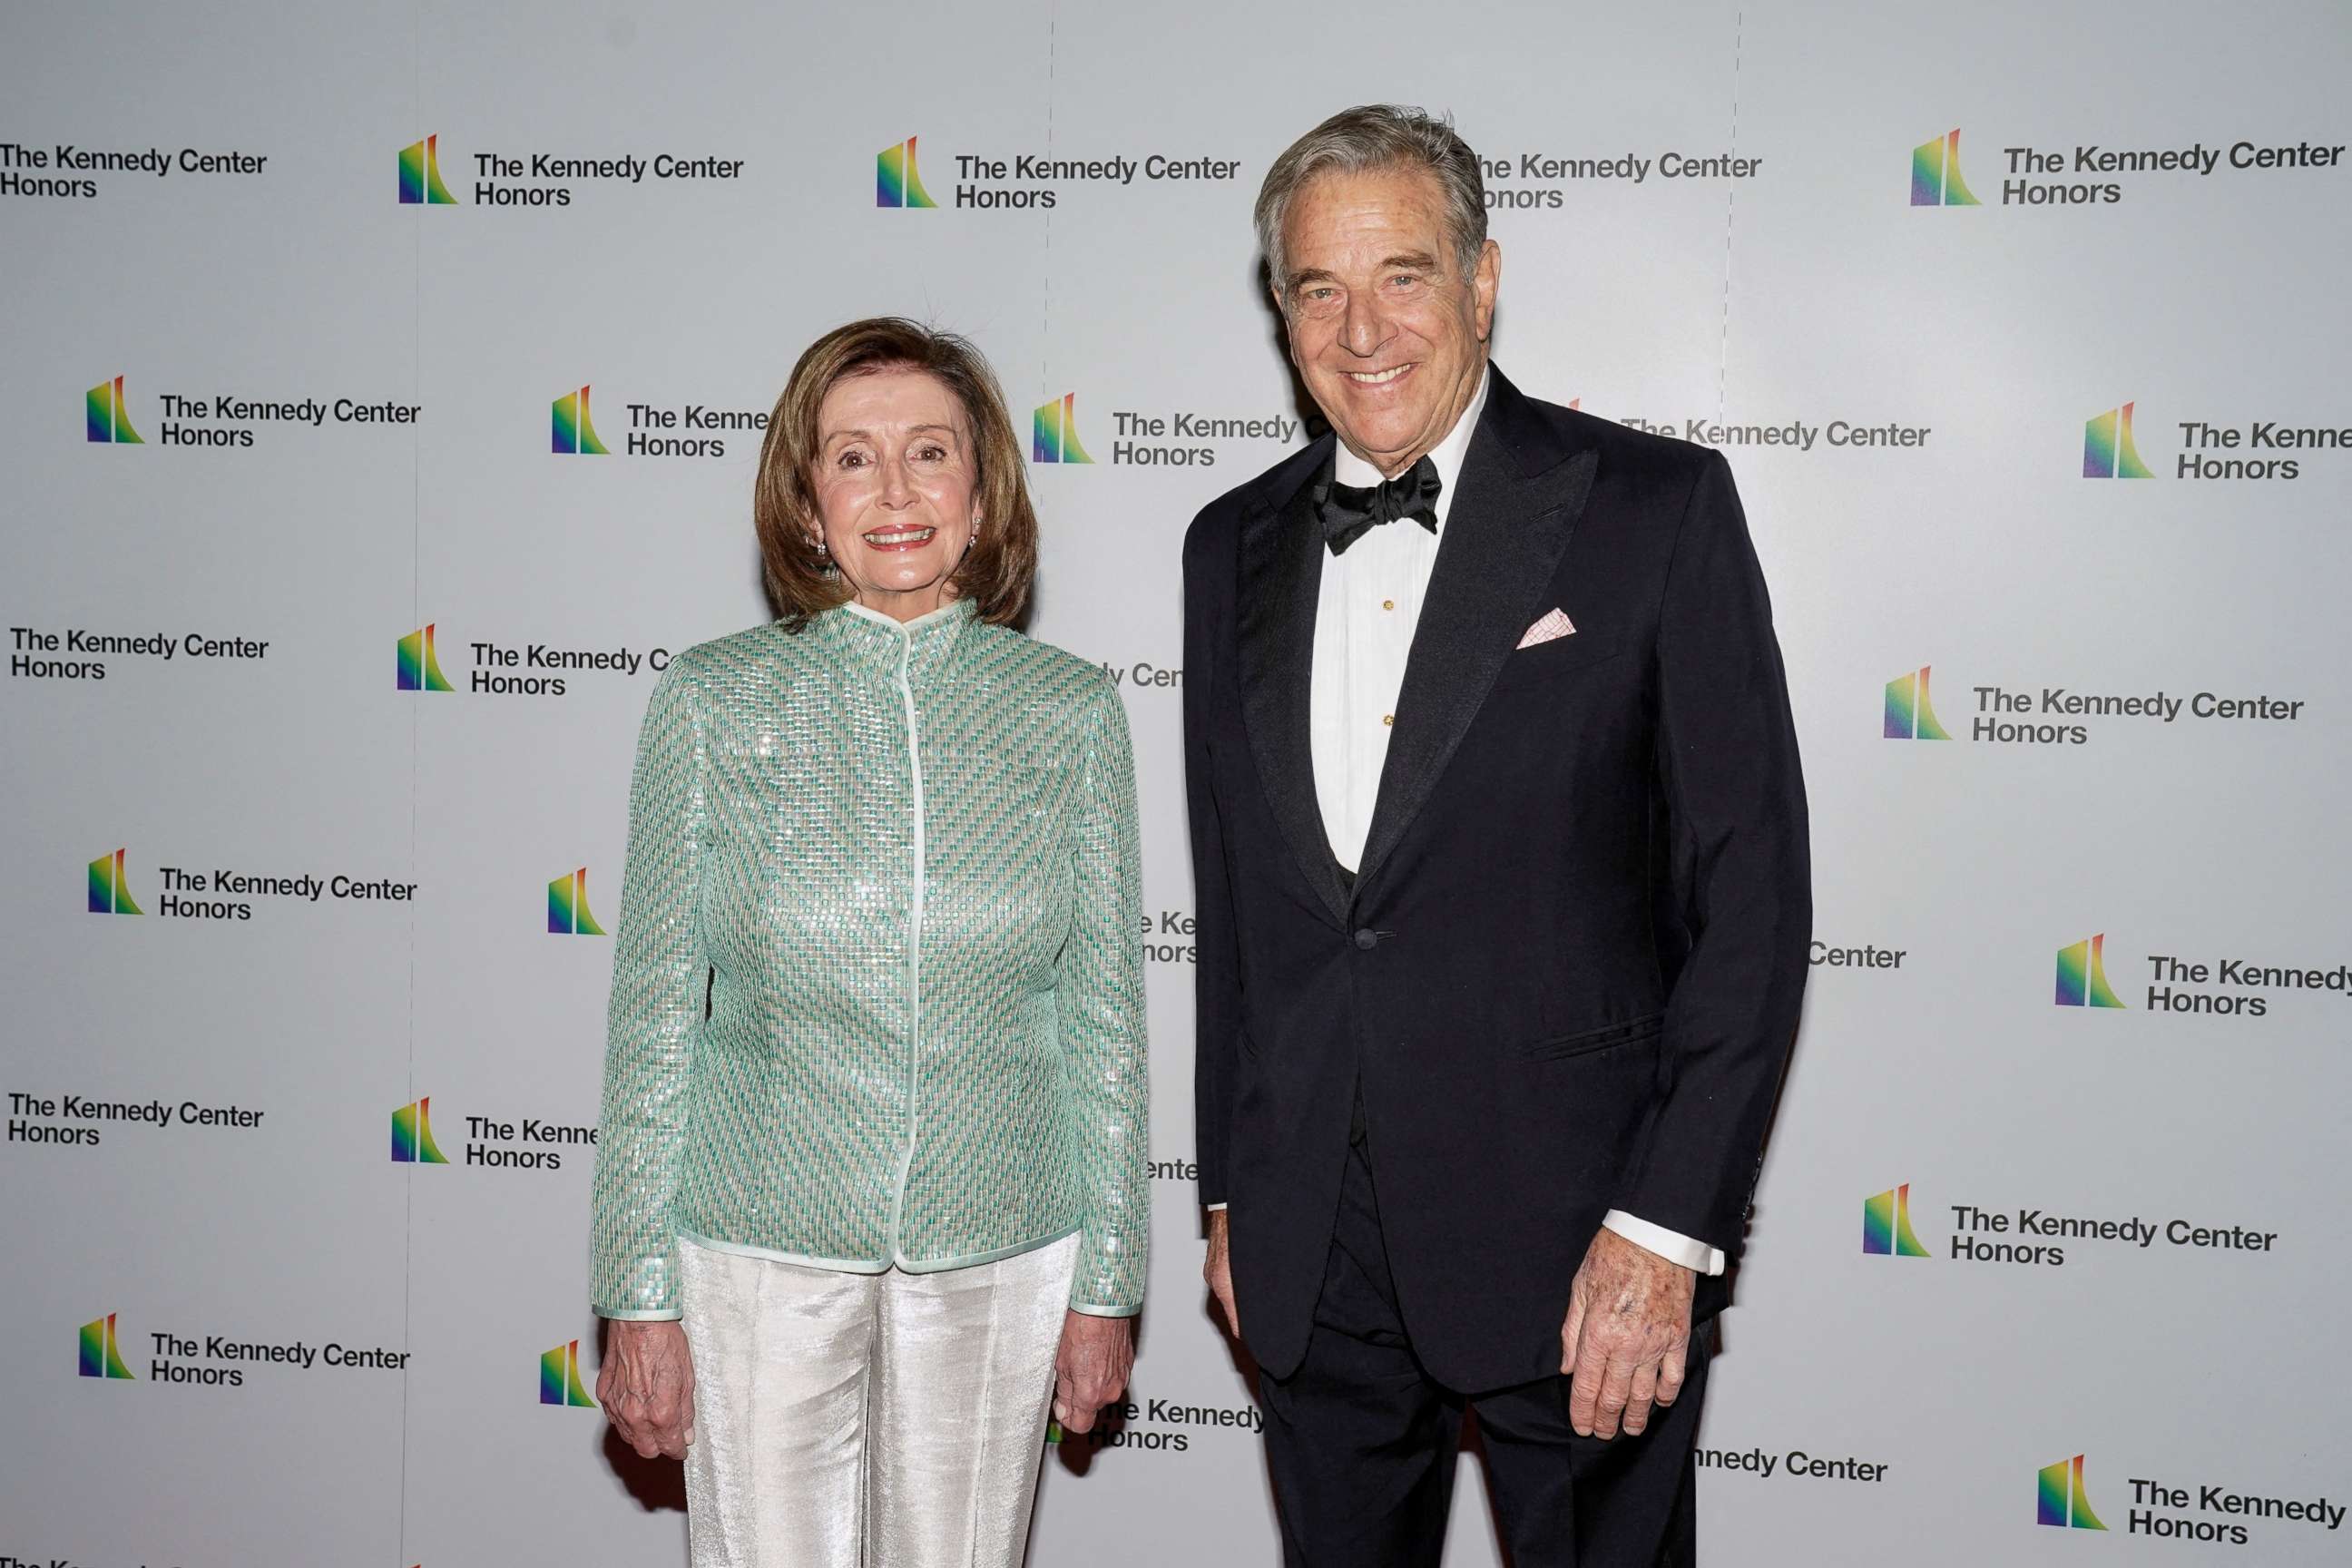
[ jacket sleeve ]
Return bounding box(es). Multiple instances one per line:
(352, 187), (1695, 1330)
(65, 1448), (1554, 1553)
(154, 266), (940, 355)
(1182, 514), (1242, 1210)
(1060, 676), (1152, 1317)
(589, 661), (708, 1319)
(1614, 451), (1811, 1265)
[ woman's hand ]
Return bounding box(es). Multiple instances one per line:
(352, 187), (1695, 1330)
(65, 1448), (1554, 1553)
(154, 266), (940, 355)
(597, 1319), (697, 1459)
(1051, 1311), (1135, 1435)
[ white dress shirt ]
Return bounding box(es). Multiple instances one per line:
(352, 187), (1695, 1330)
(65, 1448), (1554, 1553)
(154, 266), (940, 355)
(1308, 370), (1488, 871)
(1283, 364), (1724, 1278)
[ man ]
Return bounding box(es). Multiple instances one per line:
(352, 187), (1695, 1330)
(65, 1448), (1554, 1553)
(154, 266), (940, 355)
(1183, 105), (1810, 1566)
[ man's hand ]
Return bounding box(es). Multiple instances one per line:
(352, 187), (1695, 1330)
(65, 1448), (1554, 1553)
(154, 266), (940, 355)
(1202, 1209), (1239, 1338)
(597, 1319), (697, 1460)
(1560, 1227), (1696, 1440)
(1053, 1311), (1135, 1435)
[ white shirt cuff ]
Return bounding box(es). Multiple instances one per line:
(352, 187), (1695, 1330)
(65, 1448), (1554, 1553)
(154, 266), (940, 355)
(1602, 1211), (1724, 1276)
(1204, 1201), (1228, 1211)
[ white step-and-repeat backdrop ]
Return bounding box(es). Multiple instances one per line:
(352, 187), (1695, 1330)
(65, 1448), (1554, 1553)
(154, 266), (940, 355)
(5, 2), (2347, 1563)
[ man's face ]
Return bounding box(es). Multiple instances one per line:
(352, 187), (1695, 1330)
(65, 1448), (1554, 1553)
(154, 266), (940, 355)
(1276, 165), (1499, 475)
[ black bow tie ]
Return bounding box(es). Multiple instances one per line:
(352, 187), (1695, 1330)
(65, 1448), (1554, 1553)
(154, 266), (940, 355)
(1317, 455), (1442, 556)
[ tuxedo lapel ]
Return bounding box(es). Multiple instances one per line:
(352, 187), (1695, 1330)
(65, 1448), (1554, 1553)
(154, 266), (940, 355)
(1356, 369), (1600, 889)
(1236, 436), (1350, 925)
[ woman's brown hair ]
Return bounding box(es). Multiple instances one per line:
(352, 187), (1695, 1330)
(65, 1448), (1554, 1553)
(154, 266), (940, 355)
(753, 318), (1039, 629)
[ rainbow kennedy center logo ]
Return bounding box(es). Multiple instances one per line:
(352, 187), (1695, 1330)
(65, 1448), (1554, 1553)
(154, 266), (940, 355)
(2039, 1454), (2107, 1531)
(78, 373), (418, 449)
(1919, 1182), (2280, 1269)
(86, 374), (142, 443)
(1861, 1185), (1930, 1257)
(2047, 1453), (2351, 1549)
(1033, 394), (1093, 465)
(103, 1319), (408, 1387)
(397, 624), (456, 691)
(542, 1339), (595, 1406)
(1035, 392), (1305, 468)
(2082, 402), (2154, 479)
(82, 848), (415, 921)
(2059, 931), (2352, 1020)
(400, 132), (744, 208)
(1882, 666), (1950, 740)
(398, 134), (457, 204)
(877, 136), (936, 208)
(551, 385), (610, 455)
(87, 848), (142, 915)
(1880, 664), (2306, 747)
(2055, 934), (2126, 1009)
(79, 1314), (133, 1379)
(391, 1097), (449, 1164)
(1911, 129), (1981, 206)
(390, 1093), (594, 1171)
(552, 383), (765, 458)
(873, 133), (1243, 211)
(2098, 398), (2347, 482)
(548, 867), (607, 936)
(393, 623), (671, 697)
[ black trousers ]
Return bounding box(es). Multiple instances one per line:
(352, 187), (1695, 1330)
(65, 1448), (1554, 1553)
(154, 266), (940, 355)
(1259, 1135), (1707, 1568)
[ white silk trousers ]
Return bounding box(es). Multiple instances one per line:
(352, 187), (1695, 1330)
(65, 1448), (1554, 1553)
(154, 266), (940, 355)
(676, 1231), (1081, 1568)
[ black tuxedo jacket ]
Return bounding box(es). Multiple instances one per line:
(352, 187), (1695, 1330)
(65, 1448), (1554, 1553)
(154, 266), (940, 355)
(1183, 366), (1810, 1393)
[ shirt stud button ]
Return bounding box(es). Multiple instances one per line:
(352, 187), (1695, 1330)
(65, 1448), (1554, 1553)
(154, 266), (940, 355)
(1382, 713), (1394, 727)
(1382, 599), (1396, 611)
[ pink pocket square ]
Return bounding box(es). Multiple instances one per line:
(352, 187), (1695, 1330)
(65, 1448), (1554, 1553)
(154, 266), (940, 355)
(1517, 608), (1577, 650)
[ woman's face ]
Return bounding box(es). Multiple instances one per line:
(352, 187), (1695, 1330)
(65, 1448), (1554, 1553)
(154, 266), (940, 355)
(810, 368), (983, 622)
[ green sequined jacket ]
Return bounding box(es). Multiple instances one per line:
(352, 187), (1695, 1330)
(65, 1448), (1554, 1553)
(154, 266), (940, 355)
(590, 599), (1148, 1319)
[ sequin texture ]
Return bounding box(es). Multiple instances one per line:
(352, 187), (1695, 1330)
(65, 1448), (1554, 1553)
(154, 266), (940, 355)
(591, 599), (1149, 1318)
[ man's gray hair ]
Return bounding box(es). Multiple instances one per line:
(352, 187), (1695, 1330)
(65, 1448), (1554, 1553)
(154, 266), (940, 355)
(1255, 104), (1487, 304)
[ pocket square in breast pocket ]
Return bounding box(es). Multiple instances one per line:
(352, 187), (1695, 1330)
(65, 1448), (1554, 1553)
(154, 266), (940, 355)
(1516, 608), (1577, 650)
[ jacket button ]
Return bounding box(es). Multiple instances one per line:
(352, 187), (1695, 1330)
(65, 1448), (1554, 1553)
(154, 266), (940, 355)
(1353, 928), (1379, 950)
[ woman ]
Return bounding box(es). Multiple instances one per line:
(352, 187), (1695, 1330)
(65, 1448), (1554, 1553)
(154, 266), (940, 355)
(588, 318), (1147, 1567)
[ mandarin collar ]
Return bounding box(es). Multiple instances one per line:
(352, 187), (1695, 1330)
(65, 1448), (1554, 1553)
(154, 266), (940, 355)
(817, 596), (978, 682)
